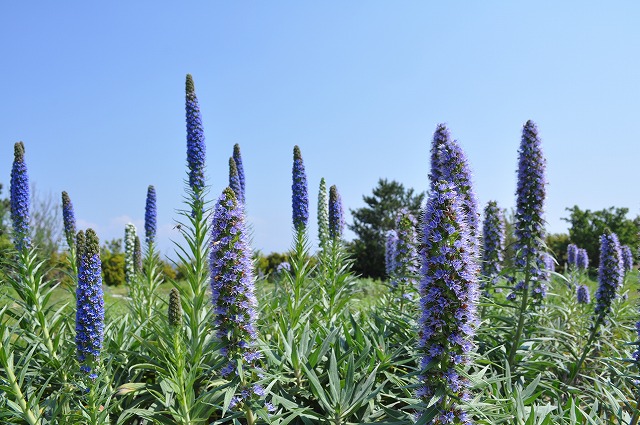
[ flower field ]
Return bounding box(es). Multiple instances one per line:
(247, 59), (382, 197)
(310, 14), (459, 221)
(0, 74), (638, 424)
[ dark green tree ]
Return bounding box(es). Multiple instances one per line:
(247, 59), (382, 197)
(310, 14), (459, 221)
(348, 179), (424, 279)
(563, 205), (640, 268)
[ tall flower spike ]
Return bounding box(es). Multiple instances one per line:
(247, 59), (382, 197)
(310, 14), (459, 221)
(168, 288), (182, 327)
(228, 157), (242, 203)
(76, 230), (86, 268)
(594, 231), (623, 318)
(210, 188), (261, 403)
(481, 201), (505, 293)
(233, 144), (246, 204)
(145, 185), (157, 245)
(512, 120), (547, 302)
(134, 235), (142, 273)
(621, 244), (633, 272)
(429, 124), (480, 257)
(124, 224), (137, 284)
(185, 74), (206, 194)
(328, 185), (344, 240)
(417, 181), (479, 424)
(567, 244), (578, 268)
(10, 142), (30, 251)
(61, 191), (76, 249)
(576, 285), (590, 304)
(576, 248), (589, 271)
(76, 229), (105, 377)
(391, 209), (419, 289)
(317, 178), (330, 250)
(291, 146), (309, 231)
(385, 230), (398, 280)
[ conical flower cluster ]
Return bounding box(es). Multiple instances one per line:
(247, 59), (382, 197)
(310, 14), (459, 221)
(185, 74), (206, 194)
(511, 120), (547, 302)
(168, 288), (182, 328)
(567, 244), (578, 268)
(417, 181), (478, 424)
(233, 144), (246, 204)
(621, 244), (633, 272)
(291, 146), (308, 231)
(385, 230), (398, 279)
(594, 231), (623, 318)
(145, 185), (157, 245)
(576, 248), (589, 271)
(228, 157), (242, 204)
(576, 285), (590, 304)
(429, 124), (480, 256)
(481, 201), (505, 292)
(62, 191), (76, 249)
(328, 185), (344, 240)
(75, 229), (105, 377)
(391, 209), (419, 289)
(10, 142), (30, 251)
(317, 178), (330, 250)
(210, 188), (262, 405)
(124, 223), (137, 284)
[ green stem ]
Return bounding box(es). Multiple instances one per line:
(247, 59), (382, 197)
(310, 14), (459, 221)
(6, 361), (40, 425)
(630, 396), (640, 425)
(567, 313), (604, 385)
(174, 331), (191, 424)
(507, 262), (532, 368)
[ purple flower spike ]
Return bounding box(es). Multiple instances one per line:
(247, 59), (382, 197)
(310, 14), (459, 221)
(418, 181), (478, 422)
(385, 230), (398, 280)
(10, 142), (30, 251)
(594, 231), (623, 318)
(328, 185), (344, 240)
(429, 124), (480, 257)
(576, 285), (590, 304)
(145, 185), (157, 245)
(185, 74), (206, 194)
(75, 229), (105, 375)
(576, 248), (589, 271)
(210, 187), (259, 375)
(62, 191), (76, 249)
(621, 244), (633, 272)
(233, 144), (246, 204)
(228, 157), (243, 204)
(567, 244), (578, 268)
(511, 120), (547, 302)
(291, 146), (308, 231)
(391, 209), (419, 289)
(481, 201), (505, 292)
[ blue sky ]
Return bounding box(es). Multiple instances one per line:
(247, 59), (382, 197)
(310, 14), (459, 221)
(1, 2), (639, 257)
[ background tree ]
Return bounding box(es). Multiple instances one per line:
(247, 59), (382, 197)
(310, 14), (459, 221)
(545, 233), (570, 269)
(563, 205), (640, 268)
(348, 178), (424, 279)
(101, 238), (125, 286)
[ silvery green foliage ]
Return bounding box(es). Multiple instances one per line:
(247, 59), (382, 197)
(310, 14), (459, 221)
(124, 223), (137, 284)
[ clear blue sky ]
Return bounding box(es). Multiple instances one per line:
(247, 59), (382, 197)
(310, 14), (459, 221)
(1, 2), (639, 258)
